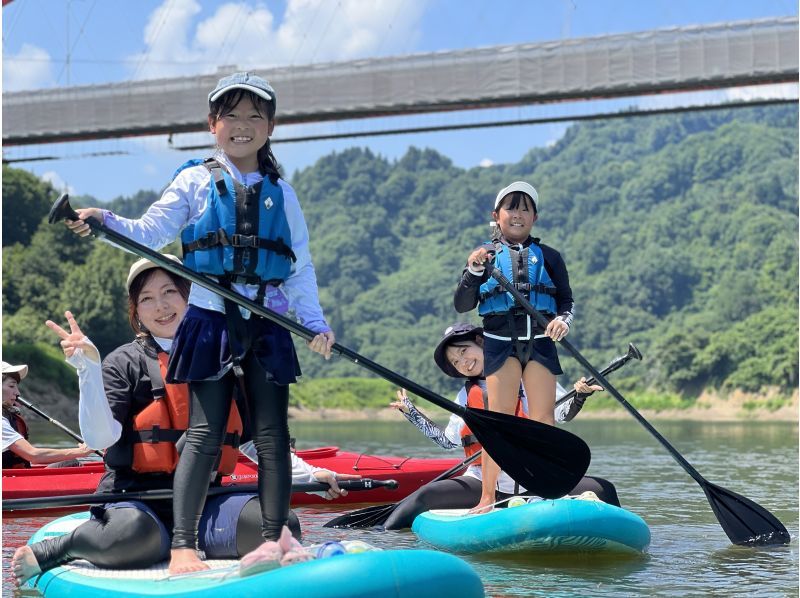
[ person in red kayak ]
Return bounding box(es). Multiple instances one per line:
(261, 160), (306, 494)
(382, 323), (620, 530)
(11, 256), (356, 585)
(2, 361), (92, 469)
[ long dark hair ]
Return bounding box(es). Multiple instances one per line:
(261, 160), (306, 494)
(127, 269), (191, 337)
(209, 89), (281, 184)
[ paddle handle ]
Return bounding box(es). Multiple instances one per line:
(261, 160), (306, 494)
(554, 343), (642, 407)
(3, 478), (399, 511)
(16, 397), (104, 458)
(49, 195), (463, 418)
(485, 263), (706, 485)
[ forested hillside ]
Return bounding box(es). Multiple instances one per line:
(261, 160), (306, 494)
(3, 104), (797, 405)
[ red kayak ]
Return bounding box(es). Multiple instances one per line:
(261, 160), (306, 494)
(2, 446), (459, 516)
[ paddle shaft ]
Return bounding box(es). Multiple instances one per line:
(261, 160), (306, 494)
(554, 345), (640, 407)
(16, 397), (103, 458)
(51, 197), (465, 418)
(486, 263), (704, 484)
(3, 478), (398, 511)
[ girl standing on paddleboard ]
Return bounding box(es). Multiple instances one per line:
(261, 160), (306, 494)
(454, 182), (573, 513)
(62, 72), (335, 574)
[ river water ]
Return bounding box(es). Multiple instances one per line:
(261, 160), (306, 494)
(3, 418), (798, 597)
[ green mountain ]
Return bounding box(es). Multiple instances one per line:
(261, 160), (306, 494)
(3, 104), (797, 406)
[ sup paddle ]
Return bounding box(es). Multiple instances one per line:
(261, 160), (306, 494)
(324, 452), (483, 529)
(49, 194), (590, 499)
(16, 396), (103, 458)
(555, 343), (642, 407)
(485, 261), (790, 546)
(3, 478), (399, 512)
(324, 341), (641, 529)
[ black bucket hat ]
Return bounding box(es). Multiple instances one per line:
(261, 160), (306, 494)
(433, 323), (483, 378)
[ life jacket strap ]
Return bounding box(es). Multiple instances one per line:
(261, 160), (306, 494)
(479, 282), (556, 302)
(182, 229), (296, 261)
(130, 426), (184, 444)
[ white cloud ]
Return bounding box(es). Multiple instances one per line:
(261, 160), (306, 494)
(41, 171), (76, 195)
(128, 0), (428, 80)
(479, 158), (494, 168)
(2, 43), (53, 92)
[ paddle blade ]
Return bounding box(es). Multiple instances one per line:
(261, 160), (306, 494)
(702, 481), (790, 546)
(464, 408), (591, 499)
(323, 503), (396, 529)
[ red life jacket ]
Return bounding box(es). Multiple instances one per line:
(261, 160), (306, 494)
(130, 353), (243, 475)
(460, 381), (526, 466)
(2, 410), (31, 469)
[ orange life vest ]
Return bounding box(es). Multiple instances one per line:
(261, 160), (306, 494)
(2, 410), (30, 469)
(460, 381), (526, 466)
(130, 352), (243, 475)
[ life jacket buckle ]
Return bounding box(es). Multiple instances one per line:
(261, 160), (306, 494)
(231, 234), (257, 248)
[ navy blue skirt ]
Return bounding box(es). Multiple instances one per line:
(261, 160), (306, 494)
(166, 305), (300, 385)
(483, 335), (563, 377)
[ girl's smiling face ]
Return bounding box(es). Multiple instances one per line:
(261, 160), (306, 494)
(493, 193), (537, 244)
(134, 270), (188, 339)
(444, 340), (485, 378)
(209, 94), (274, 173)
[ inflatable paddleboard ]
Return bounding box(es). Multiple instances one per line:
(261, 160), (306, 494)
(25, 512), (486, 597)
(412, 497), (650, 555)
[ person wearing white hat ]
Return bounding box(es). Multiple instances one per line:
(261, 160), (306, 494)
(453, 181), (575, 514)
(59, 71), (335, 575)
(11, 256), (354, 586)
(2, 361), (92, 469)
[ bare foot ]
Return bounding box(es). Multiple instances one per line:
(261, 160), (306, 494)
(12, 545), (41, 585)
(168, 548), (209, 575)
(467, 497), (495, 515)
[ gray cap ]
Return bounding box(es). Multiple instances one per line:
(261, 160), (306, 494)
(209, 71), (276, 108)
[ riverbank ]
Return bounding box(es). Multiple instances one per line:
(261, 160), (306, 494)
(289, 389), (799, 422)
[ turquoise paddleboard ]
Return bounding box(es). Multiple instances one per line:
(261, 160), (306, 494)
(26, 512), (485, 597)
(412, 498), (651, 555)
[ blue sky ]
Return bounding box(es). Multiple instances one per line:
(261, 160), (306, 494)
(3, 0), (797, 202)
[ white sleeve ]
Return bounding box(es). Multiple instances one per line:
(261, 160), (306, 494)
(65, 343), (123, 449)
(278, 181), (330, 334)
(443, 387), (469, 446)
(238, 442), (328, 487)
(101, 167), (208, 251)
(2, 417), (22, 451)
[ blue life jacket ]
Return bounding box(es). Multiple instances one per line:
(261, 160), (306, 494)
(177, 159), (296, 285)
(478, 240), (557, 316)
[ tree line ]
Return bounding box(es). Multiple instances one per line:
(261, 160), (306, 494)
(3, 103), (797, 408)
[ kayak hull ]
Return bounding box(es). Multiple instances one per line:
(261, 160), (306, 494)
(3, 446), (459, 514)
(26, 513), (485, 598)
(412, 498), (651, 555)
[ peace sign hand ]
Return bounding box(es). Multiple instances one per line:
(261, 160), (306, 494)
(45, 311), (100, 363)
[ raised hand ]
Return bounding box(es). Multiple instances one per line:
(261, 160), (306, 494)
(45, 311), (100, 363)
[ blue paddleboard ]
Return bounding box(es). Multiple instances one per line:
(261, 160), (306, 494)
(26, 512), (485, 597)
(412, 497), (650, 555)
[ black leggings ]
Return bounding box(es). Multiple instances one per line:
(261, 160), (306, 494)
(383, 475), (620, 530)
(172, 352), (291, 549)
(30, 500), (302, 572)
